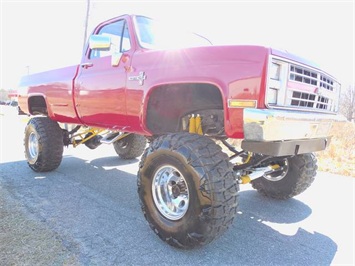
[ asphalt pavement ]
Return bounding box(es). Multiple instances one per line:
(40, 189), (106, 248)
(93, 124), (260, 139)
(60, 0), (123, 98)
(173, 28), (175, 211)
(0, 106), (354, 265)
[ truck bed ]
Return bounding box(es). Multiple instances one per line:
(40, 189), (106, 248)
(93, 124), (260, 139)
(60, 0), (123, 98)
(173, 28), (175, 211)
(18, 65), (81, 124)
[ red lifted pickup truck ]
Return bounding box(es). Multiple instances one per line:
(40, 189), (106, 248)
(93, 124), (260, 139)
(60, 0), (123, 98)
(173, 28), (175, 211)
(18, 14), (342, 249)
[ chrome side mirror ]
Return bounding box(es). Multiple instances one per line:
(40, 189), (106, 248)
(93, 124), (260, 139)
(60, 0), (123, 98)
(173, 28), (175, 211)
(89, 35), (111, 49)
(89, 35), (122, 67)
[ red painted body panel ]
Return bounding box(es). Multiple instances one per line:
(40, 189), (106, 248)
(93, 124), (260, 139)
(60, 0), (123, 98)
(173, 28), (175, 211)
(18, 65), (81, 124)
(128, 45), (269, 137)
(74, 55), (128, 129)
(18, 14), (297, 138)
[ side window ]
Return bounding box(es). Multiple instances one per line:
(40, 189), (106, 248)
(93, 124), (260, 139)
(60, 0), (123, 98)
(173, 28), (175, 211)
(90, 20), (131, 59)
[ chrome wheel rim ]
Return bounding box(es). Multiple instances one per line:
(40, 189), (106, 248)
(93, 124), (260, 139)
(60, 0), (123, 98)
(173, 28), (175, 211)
(152, 165), (189, 220)
(264, 160), (289, 182)
(28, 132), (39, 161)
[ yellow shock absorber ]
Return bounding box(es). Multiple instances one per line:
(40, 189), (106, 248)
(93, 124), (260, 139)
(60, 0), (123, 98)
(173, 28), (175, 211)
(240, 175), (251, 184)
(244, 152), (252, 164)
(271, 164), (280, 170)
(195, 114), (203, 135)
(189, 114), (196, 134)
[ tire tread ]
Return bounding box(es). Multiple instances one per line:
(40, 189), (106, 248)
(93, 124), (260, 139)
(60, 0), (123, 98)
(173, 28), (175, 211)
(251, 153), (317, 199)
(24, 117), (63, 172)
(138, 133), (239, 248)
(113, 134), (146, 159)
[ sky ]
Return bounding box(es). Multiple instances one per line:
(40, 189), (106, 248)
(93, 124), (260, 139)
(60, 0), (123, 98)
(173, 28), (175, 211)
(0, 0), (354, 90)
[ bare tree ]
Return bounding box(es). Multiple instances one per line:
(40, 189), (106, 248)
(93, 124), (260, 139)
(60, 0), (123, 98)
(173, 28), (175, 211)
(340, 85), (355, 121)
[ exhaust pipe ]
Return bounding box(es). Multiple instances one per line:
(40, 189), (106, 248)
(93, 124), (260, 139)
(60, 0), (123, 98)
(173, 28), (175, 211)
(100, 132), (129, 144)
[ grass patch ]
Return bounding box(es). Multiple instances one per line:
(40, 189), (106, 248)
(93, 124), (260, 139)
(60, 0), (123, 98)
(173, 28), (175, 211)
(317, 121), (355, 177)
(0, 187), (79, 265)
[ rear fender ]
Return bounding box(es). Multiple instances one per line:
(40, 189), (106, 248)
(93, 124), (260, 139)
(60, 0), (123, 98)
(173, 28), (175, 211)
(28, 94), (52, 117)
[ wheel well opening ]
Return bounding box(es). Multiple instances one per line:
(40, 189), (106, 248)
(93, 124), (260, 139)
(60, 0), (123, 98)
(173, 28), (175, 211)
(29, 96), (47, 115)
(146, 83), (224, 134)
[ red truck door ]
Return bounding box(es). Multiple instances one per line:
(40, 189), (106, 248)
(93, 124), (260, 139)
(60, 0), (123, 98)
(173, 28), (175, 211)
(74, 19), (132, 129)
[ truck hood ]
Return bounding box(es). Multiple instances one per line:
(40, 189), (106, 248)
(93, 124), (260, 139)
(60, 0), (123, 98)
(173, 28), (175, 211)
(140, 44), (270, 71)
(144, 45), (325, 75)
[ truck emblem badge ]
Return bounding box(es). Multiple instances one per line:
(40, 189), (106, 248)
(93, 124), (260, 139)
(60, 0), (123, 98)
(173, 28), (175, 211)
(128, 71), (146, 86)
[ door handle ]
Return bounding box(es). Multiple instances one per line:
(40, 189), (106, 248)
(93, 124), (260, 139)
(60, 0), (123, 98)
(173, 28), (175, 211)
(81, 62), (93, 69)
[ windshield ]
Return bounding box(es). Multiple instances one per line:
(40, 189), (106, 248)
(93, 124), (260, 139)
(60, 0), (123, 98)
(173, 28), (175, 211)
(134, 16), (212, 50)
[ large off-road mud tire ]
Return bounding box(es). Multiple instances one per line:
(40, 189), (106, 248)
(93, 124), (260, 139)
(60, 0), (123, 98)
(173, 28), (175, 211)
(24, 117), (64, 172)
(138, 133), (239, 249)
(251, 153), (317, 199)
(113, 134), (146, 159)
